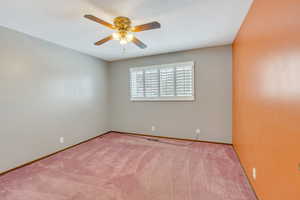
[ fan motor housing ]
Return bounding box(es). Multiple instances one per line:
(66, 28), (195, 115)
(114, 16), (131, 31)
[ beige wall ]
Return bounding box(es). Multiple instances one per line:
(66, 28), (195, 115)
(108, 46), (232, 143)
(0, 26), (109, 172)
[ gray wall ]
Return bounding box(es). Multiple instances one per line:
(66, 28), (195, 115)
(0, 26), (232, 172)
(0, 26), (109, 172)
(108, 46), (232, 143)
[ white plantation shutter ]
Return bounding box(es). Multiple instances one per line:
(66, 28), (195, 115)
(160, 67), (175, 97)
(130, 70), (144, 98)
(130, 61), (194, 101)
(145, 68), (159, 97)
(175, 65), (193, 97)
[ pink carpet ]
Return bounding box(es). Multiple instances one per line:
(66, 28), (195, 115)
(0, 132), (257, 200)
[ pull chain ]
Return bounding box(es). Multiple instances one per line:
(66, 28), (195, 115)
(122, 46), (126, 54)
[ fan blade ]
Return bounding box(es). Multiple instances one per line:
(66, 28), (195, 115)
(132, 21), (161, 32)
(84, 15), (114, 29)
(94, 35), (113, 46)
(132, 37), (147, 49)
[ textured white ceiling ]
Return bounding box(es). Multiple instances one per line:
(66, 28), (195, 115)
(0, 0), (252, 61)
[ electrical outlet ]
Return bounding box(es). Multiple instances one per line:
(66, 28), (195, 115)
(59, 137), (64, 144)
(252, 168), (256, 180)
(151, 126), (156, 131)
(195, 129), (201, 139)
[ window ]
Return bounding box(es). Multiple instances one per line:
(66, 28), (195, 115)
(130, 61), (194, 101)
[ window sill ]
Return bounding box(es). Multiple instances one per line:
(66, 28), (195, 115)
(130, 97), (195, 102)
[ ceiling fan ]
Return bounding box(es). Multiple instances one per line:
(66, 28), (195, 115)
(84, 15), (161, 49)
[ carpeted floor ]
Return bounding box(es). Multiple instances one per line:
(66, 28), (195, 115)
(0, 132), (257, 200)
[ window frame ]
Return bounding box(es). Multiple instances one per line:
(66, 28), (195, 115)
(129, 61), (195, 101)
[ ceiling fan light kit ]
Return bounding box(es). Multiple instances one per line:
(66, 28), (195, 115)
(84, 15), (161, 49)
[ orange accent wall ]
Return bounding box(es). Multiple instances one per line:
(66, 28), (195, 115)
(233, 0), (300, 199)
